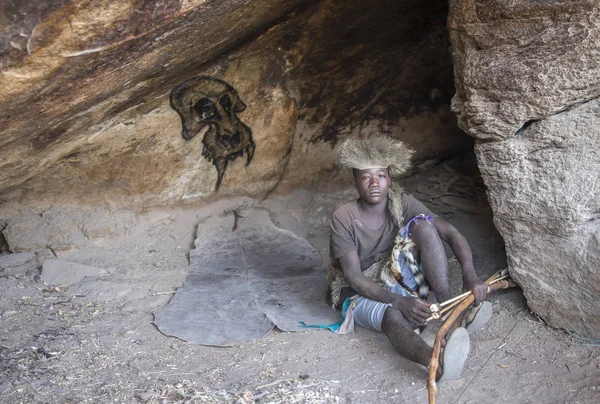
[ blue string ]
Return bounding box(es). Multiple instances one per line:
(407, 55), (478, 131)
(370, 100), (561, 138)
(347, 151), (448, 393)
(298, 295), (355, 332)
(401, 214), (434, 238)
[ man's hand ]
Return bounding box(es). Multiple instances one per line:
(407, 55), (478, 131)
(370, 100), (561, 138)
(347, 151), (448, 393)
(392, 295), (431, 327)
(463, 275), (487, 305)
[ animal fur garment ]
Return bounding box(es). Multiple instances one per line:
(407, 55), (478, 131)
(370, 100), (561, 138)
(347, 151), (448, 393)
(387, 183), (404, 227)
(335, 136), (414, 177)
(386, 233), (430, 299)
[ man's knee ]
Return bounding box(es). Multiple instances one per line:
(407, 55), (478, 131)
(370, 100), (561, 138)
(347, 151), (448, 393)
(410, 218), (436, 236)
(381, 307), (410, 332)
(410, 219), (441, 247)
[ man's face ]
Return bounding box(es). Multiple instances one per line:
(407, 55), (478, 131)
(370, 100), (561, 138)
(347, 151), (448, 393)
(354, 168), (390, 205)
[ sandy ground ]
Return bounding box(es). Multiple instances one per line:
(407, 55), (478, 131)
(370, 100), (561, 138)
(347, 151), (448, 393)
(1, 158), (599, 404)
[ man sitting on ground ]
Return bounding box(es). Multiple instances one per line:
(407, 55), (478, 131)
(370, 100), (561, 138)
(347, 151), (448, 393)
(327, 136), (492, 381)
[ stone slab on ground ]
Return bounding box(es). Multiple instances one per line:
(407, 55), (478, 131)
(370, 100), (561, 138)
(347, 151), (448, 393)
(0, 252), (39, 278)
(41, 259), (110, 287)
(0, 252), (36, 269)
(153, 207), (338, 345)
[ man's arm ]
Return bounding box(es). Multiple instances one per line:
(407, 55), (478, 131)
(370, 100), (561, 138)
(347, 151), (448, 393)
(433, 217), (488, 304)
(338, 250), (431, 326)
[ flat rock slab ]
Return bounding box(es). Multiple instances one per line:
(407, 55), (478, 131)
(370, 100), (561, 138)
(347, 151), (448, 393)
(41, 259), (109, 286)
(0, 252), (36, 269)
(153, 208), (338, 346)
(67, 278), (138, 303)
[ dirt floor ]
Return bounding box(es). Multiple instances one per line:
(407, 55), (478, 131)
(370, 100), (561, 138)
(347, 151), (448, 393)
(1, 156), (599, 404)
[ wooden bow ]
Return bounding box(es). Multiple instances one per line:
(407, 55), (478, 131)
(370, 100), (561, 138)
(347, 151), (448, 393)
(427, 270), (518, 404)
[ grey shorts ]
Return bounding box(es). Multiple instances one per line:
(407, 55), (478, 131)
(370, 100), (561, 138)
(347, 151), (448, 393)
(352, 281), (414, 331)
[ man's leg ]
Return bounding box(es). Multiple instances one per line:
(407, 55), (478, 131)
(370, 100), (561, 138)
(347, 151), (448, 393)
(410, 219), (452, 302)
(381, 307), (432, 366)
(409, 219), (492, 335)
(352, 295), (431, 366)
(352, 291), (470, 380)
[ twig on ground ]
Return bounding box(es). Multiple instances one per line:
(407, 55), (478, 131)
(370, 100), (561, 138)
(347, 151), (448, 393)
(505, 351), (527, 361)
(298, 382), (321, 389)
(428, 192), (463, 201)
(567, 342), (600, 347)
(255, 379), (295, 390)
(153, 291), (176, 296)
(566, 331), (600, 347)
(352, 389), (378, 394)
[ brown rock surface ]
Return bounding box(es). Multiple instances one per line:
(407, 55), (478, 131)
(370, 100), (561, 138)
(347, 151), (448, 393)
(450, 0), (600, 337)
(0, 0), (306, 207)
(0, 0), (471, 213)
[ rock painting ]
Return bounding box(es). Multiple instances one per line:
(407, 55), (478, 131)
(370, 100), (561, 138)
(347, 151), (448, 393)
(170, 76), (256, 190)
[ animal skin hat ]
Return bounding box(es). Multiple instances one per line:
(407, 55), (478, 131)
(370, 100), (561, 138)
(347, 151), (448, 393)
(335, 136), (414, 177)
(336, 136), (414, 226)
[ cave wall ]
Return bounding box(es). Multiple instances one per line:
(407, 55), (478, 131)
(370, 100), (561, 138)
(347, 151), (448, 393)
(0, 0), (471, 216)
(449, 0), (600, 337)
(0, 0), (309, 209)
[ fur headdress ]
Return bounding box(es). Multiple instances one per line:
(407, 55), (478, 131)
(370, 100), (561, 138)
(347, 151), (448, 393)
(335, 136), (414, 226)
(335, 136), (414, 178)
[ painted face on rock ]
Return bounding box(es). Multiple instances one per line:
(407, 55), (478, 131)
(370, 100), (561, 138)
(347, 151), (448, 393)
(354, 168), (390, 205)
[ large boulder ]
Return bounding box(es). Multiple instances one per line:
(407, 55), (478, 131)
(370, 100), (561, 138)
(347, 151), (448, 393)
(449, 0), (600, 141)
(477, 99), (600, 338)
(450, 0), (600, 337)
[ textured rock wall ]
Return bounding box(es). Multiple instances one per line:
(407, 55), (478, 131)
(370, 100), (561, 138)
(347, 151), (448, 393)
(0, 0), (308, 207)
(450, 0), (600, 337)
(0, 0), (471, 215)
(272, 0), (471, 191)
